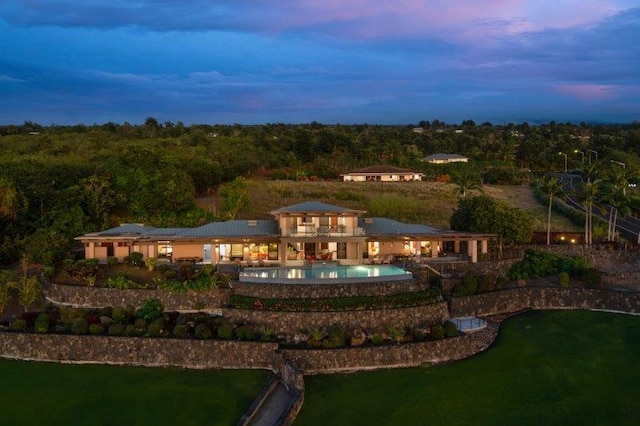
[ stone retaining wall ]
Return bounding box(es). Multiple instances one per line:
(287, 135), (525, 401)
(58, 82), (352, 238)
(47, 283), (231, 311)
(0, 332), (277, 369)
(223, 302), (450, 335)
(281, 320), (499, 374)
(450, 287), (640, 318)
(232, 279), (426, 299)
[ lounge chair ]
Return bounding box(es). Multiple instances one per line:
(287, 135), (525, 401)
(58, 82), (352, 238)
(382, 255), (395, 264)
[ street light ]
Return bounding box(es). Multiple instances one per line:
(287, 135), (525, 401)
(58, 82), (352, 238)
(610, 160), (625, 169)
(574, 149), (585, 163)
(558, 152), (568, 172)
(588, 150), (598, 164)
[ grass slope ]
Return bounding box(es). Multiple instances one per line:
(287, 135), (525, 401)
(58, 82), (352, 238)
(0, 361), (269, 426)
(297, 310), (640, 425)
(198, 180), (579, 231)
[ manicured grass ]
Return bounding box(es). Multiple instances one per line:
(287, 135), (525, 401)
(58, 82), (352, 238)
(0, 360), (269, 425)
(297, 310), (640, 425)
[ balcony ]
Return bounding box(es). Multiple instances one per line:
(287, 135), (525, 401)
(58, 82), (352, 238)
(285, 225), (363, 238)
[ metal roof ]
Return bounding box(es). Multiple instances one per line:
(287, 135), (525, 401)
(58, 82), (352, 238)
(421, 153), (468, 161)
(359, 217), (451, 237)
(179, 220), (279, 238)
(89, 223), (156, 237)
(270, 201), (365, 215)
(343, 165), (422, 175)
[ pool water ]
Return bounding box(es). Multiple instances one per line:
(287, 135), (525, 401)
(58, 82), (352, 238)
(239, 264), (412, 284)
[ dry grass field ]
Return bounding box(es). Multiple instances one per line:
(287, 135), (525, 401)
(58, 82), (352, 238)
(197, 180), (580, 232)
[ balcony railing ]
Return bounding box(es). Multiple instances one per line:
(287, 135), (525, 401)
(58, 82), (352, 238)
(285, 226), (363, 237)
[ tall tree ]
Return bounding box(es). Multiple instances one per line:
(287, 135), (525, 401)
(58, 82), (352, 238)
(535, 176), (564, 245)
(580, 180), (601, 247)
(218, 177), (250, 220)
(451, 170), (483, 198)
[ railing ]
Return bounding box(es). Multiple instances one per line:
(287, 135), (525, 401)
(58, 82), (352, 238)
(284, 226), (364, 237)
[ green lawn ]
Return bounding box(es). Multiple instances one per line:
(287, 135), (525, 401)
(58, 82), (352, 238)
(0, 360), (269, 425)
(297, 310), (640, 425)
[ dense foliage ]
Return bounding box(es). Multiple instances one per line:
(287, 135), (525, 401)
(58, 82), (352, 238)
(507, 249), (589, 280)
(229, 289), (441, 312)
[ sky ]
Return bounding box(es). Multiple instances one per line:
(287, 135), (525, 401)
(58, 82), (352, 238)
(0, 1), (639, 125)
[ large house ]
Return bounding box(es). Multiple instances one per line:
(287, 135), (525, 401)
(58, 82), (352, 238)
(76, 201), (493, 264)
(341, 165), (424, 182)
(421, 153), (469, 164)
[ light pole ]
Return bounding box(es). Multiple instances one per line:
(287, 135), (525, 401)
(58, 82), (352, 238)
(574, 149), (585, 163)
(558, 152), (568, 173)
(588, 150), (598, 164)
(610, 160), (625, 169)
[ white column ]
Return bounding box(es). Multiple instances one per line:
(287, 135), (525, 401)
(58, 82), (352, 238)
(468, 240), (478, 263)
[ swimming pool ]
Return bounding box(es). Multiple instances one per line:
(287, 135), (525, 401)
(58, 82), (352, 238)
(239, 264), (412, 284)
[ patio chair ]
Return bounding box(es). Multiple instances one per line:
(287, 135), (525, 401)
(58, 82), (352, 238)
(382, 255), (395, 264)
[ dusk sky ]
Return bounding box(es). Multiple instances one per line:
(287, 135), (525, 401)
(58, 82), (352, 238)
(1, 1), (639, 125)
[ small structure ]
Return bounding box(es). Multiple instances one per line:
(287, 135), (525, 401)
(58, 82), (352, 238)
(421, 153), (469, 164)
(341, 165), (424, 182)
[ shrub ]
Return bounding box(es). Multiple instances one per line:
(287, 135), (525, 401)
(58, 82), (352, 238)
(478, 275), (497, 293)
(72, 318), (89, 335)
(558, 272), (570, 287)
(386, 325), (406, 344)
(235, 325), (256, 340)
(258, 325), (275, 342)
(89, 323), (105, 335)
(137, 298), (164, 322)
(431, 324), (445, 340)
(42, 266), (55, 278)
(194, 323), (213, 339)
(34, 313), (50, 333)
(10, 319), (28, 332)
(147, 318), (165, 337)
(508, 249), (588, 280)
(134, 318), (147, 329)
(108, 323), (125, 336)
(111, 306), (126, 323)
(454, 275), (478, 297)
(125, 324), (138, 336)
(217, 323), (234, 340)
(371, 334), (385, 345)
(173, 324), (190, 338)
(577, 268), (602, 288)
(444, 321), (458, 337)
(126, 252), (144, 267)
(106, 257), (119, 266)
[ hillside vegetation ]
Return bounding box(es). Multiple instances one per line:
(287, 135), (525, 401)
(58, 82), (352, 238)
(197, 180), (580, 232)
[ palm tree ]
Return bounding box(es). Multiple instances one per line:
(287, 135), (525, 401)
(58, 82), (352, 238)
(535, 176), (564, 245)
(602, 164), (629, 241)
(451, 171), (483, 198)
(580, 180), (601, 247)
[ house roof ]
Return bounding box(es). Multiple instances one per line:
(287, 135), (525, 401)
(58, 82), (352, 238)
(342, 165), (422, 175)
(179, 220), (279, 238)
(422, 153), (468, 161)
(270, 201), (366, 215)
(359, 218), (452, 237)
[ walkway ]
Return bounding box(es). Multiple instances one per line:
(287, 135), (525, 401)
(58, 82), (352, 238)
(248, 382), (292, 426)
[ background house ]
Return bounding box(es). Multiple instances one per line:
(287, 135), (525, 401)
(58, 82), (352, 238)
(421, 153), (469, 164)
(341, 165), (424, 182)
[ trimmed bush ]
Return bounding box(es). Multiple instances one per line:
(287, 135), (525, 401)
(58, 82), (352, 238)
(431, 324), (445, 340)
(194, 323), (213, 339)
(10, 319), (28, 332)
(147, 318), (165, 337)
(89, 323), (105, 335)
(444, 321), (458, 337)
(106, 257), (119, 266)
(111, 306), (126, 323)
(125, 324), (137, 337)
(217, 323), (234, 340)
(371, 334), (385, 345)
(71, 318), (89, 335)
(137, 298), (164, 322)
(577, 268), (602, 288)
(454, 275), (478, 297)
(108, 323), (125, 336)
(235, 325), (256, 341)
(558, 272), (570, 287)
(173, 324), (190, 338)
(34, 313), (50, 333)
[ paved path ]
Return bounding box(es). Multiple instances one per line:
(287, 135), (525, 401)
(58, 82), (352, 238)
(248, 382), (292, 426)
